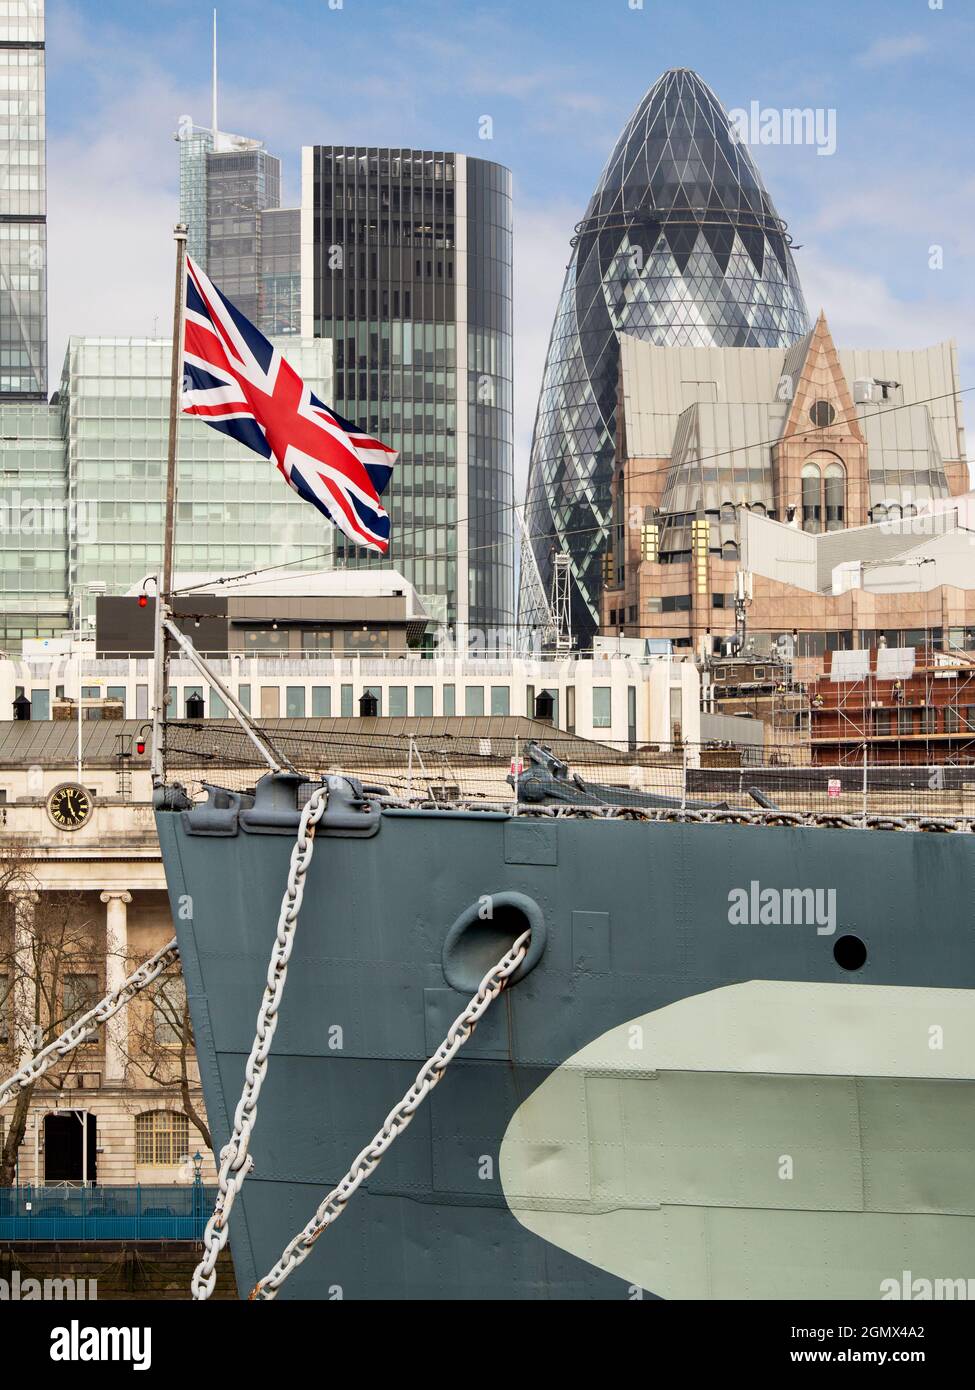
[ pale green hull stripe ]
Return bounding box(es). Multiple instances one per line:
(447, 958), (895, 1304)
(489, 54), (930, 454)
(499, 982), (975, 1299)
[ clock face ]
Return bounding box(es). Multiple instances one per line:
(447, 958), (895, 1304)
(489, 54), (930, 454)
(47, 783), (93, 831)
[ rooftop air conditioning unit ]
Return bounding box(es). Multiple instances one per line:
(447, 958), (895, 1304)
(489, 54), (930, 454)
(854, 378), (882, 404)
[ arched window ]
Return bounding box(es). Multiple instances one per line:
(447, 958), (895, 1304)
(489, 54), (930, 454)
(872, 503), (888, 523)
(802, 463), (822, 532)
(136, 1110), (189, 1166)
(721, 540), (739, 561)
(720, 502), (735, 523)
(823, 462), (845, 531)
(802, 456), (846, 533)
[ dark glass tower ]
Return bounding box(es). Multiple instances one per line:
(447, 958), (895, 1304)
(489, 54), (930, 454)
(305, 148), (513, 632)
(521, 68), (810, 643)
(0, 0), (47, 399)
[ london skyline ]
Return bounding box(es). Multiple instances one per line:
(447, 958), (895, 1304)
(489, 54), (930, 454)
(43, 0), (974, 498)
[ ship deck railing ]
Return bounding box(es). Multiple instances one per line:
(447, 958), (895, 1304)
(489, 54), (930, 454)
(160, 721), (975, 823)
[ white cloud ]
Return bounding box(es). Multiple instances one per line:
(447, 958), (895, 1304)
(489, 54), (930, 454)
(856, 34), (931, 68)
(47, 107), (176, 386)
(511, 197), (578, 496)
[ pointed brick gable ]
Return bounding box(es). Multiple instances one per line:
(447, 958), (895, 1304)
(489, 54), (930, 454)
(773, 311), (870, 527)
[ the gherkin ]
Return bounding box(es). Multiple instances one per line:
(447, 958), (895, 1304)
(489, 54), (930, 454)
(520, 68), (810, 643)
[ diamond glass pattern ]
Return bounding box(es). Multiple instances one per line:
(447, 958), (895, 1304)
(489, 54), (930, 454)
(520, 69), (810, 641)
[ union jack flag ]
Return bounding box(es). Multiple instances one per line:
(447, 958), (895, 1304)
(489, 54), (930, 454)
(181, 254), (395, 553)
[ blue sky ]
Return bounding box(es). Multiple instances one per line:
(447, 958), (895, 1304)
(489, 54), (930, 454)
(46, 0), (975, 489)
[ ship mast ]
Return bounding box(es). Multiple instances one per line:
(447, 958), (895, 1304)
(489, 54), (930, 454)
(149, 224), (289, 784)
(150, 224), (189, 787)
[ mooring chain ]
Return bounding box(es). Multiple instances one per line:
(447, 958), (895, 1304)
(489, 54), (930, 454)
(0, 937), (180, 1110)
(191, 783), (330, 1302)
(248, 927), (531, 1300)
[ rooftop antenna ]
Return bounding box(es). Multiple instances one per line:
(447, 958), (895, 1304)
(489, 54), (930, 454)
(211, 9), (219, 143)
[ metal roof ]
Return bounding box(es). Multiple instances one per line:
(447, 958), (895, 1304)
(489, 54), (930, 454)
(0, 717), (606, 770)
(621, 332), (965, 465)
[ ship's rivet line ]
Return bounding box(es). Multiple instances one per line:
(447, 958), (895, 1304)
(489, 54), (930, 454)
(191, 783), (331, 1302)
(247, 929), (532, 1300)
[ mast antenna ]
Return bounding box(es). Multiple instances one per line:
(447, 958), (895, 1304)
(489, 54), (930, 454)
(211, 9), (218, 141)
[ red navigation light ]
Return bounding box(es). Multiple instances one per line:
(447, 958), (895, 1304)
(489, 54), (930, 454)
(136, 740), (146, 755)
(138, 594), (148, 608)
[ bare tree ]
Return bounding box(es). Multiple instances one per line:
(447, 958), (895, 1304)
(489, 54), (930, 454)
(123, 956), (212, 1153)
(0, 846), (102, 1187)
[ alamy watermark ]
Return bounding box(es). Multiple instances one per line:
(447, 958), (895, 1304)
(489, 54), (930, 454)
(728, 880), (836, 936)
(0, 493), (96, 542)
(881, 1270), (975, 1300)
(50, 1320), (150, 1370)
(0, 1268), (97, 1300)
(728, 101), (837, 157)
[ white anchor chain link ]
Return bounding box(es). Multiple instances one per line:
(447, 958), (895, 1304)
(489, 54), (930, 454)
(0, 936), (180, 1109)
(191, 783), (330, 1301)
(248, 927), (531, 1300)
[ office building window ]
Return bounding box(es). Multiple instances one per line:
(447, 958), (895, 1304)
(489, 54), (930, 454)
(414, 686), (434, 717)
(389, 686), (408, 717)
(64, 974), (99, 1033)
(241, 627), (289, 651)
(237, 684), (251, 713)
(153, 977), (187, 1045)
(593, 687), (612, 728)
(312, 686), (331, 716)
(490, 686), (509, 716)
(210, 690), (228, 719)
(30, 689), (50, 720)
(345, 628), (389, 655)
(443, 685), (455, 717)
(286, 687), (306, 718)
(341, 684), (353, 717)
(465, 686), (485, 716)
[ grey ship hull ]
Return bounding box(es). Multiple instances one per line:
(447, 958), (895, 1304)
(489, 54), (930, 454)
(156, 778), (975, 1300)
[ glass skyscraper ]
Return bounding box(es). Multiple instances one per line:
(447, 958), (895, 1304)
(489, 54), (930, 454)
(303, 147), (513, 632)
(62, 336), (335, 609)
(0, 0), (47, 399)
(0, 399), (66, 645)
(259, 206), (300, 335)
(521, 68), (810, 644)
(177, 124), (300, 337)
(176, 122), (214, 268)
(206, 143), (281, 325)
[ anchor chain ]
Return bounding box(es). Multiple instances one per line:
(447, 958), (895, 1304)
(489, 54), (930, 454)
(249, 927), (531, 1300)
(0, 937), (180, 1109)
(191, 783), (330, 1301)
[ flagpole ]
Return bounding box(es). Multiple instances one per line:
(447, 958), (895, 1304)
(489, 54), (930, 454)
(151, 223), (188, 787)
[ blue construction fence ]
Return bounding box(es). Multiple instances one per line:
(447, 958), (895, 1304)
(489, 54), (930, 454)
(0, 1184), (218, 1241)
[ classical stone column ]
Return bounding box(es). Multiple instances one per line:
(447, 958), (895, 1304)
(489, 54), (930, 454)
(8, 888), (39, 1067)
(100, 891), (132, 1083)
